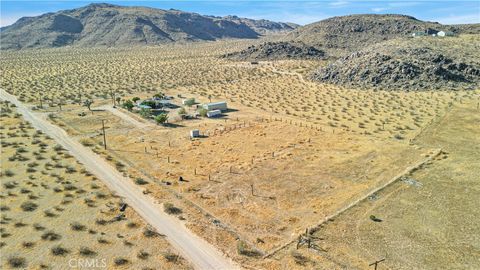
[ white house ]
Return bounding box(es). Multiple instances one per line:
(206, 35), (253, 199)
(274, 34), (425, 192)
(437, 31), (454, 37)
(203, 101), (227, 111)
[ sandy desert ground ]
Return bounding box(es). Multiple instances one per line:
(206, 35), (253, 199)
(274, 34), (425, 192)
(0, 100), (192, 269)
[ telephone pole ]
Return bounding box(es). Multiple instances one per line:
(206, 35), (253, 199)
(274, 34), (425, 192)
(101, 120), (107, 150)
(369, 258), (385, 270)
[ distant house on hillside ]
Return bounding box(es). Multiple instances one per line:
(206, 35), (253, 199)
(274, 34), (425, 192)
(412, 31), (427, 37)
(438, 31), (454, 37)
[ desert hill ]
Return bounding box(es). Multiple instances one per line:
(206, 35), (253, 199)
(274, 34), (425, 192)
(286, 14), (468, 55)
(0, 3), (297, 50)
(225, 14), (479, 60)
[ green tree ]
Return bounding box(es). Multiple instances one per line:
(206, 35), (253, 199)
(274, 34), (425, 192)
(139, 108), (152, 119)
(83, 99), (93, 111)
(132, 97), (140, 103)
(122, 100), (134, 111)
(178, 107), (187, 118)
(198, 108), (208, 117)
(155, 113), (169, 125)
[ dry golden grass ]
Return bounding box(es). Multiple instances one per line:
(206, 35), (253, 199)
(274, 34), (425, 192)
(0, 101), (191, 269)
(264, 99), (480, 269)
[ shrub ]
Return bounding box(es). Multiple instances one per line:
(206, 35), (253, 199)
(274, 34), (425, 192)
(291, 251), (309, 266)
(33, 223), (45, 231)
(137, 250), (150, 260)
(8, 256), (27, 268)
(79, 247), (97, 257)
(70, 222), (86, 231)
(237, 241), (261, 257)
(139, 108), (152, 118)
(163, 203), (182, 215)
(143, 227), (160, 238)
(3, 181), (17, 189)
(122, 100), (134, 111)
(198, 108), (208, 117)
(97, 238), (109, 244)
(65, 166), (77, 173)
(114, 258), (128, 266)
(178, 107), (187, 116)
(80, 138), (95, 147)
(4, 170), (15, 177)
(22, 241), (35, 248)
(95, 219), (108, 225)
(51, 245), (69, 256)
(163, 252), (180, 262)
(135, 178), (148, 185)
(126, 222), (137, 228)
(44, 210), (57, 217)
(154, 113), (168, 125)
(20, 201), (38, 212)
(41, 231), (61, 241)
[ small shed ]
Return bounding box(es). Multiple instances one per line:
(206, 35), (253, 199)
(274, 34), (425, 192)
(182, 98), (195, 105)
(190, 129), (200, 138)
(203, 101), (227, 111)
(206, 109), (222, 118)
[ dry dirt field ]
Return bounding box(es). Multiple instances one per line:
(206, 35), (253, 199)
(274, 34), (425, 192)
(0, 101), (191, 269)
(1, 40), (479, 269)
(265, 99), (480, 270)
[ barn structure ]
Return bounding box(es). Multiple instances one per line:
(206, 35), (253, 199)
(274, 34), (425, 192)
(203, 101), (227, 111)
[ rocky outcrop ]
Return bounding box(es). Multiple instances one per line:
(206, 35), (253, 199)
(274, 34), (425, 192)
(223, 41), (325, 60)
(312, 45), (480, 91)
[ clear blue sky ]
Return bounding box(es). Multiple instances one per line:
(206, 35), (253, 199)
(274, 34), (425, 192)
(1, 1), (479, 27)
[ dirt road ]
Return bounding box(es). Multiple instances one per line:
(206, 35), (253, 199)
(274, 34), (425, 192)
(98, 104), (151, 129)
(1, 89), (239, 270)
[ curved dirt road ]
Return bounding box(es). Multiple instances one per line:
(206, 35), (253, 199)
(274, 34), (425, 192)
(98, 104), (151, 129)
(1, 89), (239, 270)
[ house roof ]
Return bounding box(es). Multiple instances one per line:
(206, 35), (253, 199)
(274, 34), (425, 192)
(205, 101), (227, 106)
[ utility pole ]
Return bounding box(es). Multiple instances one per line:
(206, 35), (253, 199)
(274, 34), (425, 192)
(101, 120), (107, 150)
(369, 259), (385, 270)
(110, 90), (116, 107)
